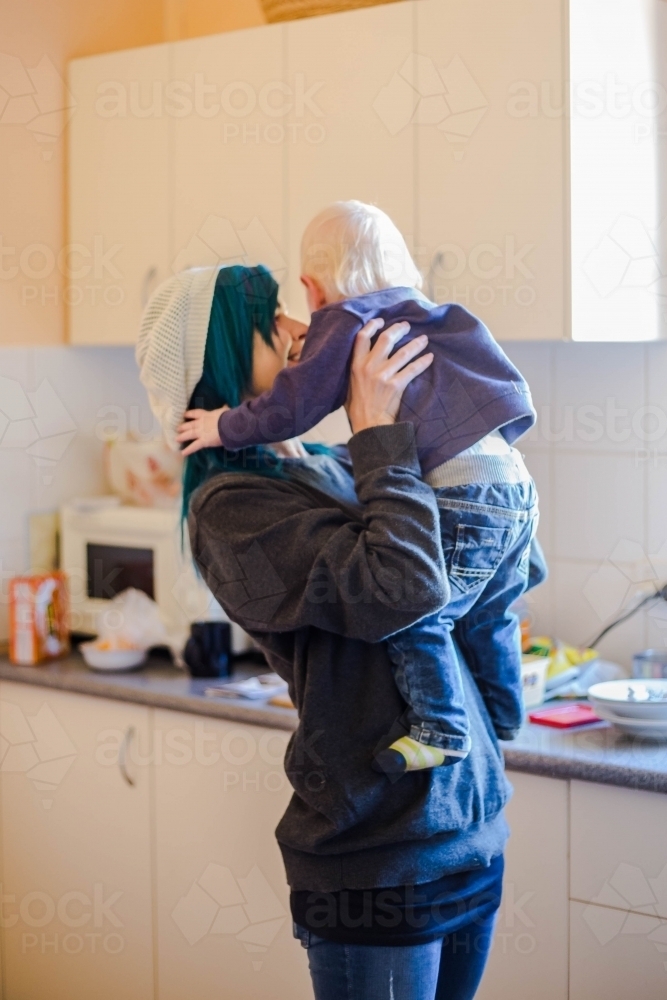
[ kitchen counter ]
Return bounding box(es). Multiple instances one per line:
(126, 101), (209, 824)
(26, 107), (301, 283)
(0, 652), (298, 732)
(500, 716), (667, 795)
(2, 653), (667, 793)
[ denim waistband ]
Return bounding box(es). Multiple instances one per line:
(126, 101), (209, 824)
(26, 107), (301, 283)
(425, 449), (531, 488)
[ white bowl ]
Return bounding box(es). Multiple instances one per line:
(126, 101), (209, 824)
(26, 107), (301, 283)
(80, 642), (147, 672)
(592, 704), (667, 740)
(588, 679), (667, 721)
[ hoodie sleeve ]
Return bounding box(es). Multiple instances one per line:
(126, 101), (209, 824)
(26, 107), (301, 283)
(216, 307), (362, 448)
(188, 423), (450, 644)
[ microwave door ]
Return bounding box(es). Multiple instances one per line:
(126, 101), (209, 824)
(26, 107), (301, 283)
(86, 542), (155, 600)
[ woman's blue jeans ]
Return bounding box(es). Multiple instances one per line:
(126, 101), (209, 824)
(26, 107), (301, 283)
(294, 911), (498, 1000)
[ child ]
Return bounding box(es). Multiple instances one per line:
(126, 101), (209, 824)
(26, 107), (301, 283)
(178, 201), (539, 776)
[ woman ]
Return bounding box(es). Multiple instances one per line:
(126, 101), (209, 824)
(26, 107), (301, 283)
(137, 264), (513, 1000)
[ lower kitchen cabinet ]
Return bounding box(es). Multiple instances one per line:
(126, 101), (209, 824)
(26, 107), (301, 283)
(2, 680), (666, 999)
(570, 900), (667, 1000)
(478, 772), (569, 1000)
(568, 780), (667, 1000)
(0, 682), (154, 1000)
(151, 708), (312, 1000)
(570, 780), (667, 918)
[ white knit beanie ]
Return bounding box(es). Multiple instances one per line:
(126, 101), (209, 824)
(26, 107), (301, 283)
(136, 267), (221, 451)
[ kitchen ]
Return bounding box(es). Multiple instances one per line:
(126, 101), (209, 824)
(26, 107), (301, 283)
(2, 0), (667, 997)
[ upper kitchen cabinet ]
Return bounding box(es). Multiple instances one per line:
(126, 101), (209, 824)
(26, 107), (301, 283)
(284, 2), (416, 317)
(67, 0), (662, 343)
(170, 25), (288, 294)
(415, 0), (567, 341)
(570, 0), (666, 341)
(68, 45), (171, 346)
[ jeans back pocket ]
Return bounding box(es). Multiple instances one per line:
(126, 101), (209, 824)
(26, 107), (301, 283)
(449, 523), (512, 594)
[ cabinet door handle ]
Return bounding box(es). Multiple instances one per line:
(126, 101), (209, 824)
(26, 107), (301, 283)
(141, 266), (158, 308)
(118, 725), (136, 787)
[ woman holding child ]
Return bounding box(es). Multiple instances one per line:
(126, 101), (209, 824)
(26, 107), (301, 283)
(137, 202), (543, 1000)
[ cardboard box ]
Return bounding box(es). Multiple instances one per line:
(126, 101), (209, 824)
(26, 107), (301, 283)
(9, 573), (69, 665)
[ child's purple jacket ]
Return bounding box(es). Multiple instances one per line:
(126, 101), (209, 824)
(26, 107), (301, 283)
(217, 287), (536, 474)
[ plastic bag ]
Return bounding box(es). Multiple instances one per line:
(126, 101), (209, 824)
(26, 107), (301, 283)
(547, 658), (626, 699)
(96, 588), (168, 650)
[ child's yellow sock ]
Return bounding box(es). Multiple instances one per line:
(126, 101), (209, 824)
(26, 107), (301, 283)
(373, 735), (447, 775)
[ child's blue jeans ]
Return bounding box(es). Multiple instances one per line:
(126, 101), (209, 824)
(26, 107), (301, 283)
(388, 479), (539, 751)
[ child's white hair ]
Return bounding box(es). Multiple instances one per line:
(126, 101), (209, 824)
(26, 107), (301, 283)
(300, 200), (422, 302)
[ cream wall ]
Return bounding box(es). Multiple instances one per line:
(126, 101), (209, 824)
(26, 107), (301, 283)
(0, 0), (265, 348)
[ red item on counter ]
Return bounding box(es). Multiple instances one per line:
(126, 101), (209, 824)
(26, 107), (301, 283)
(9, 572), (69, 665)
(528, 703), (602, 729)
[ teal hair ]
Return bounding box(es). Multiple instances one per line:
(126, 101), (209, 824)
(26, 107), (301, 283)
(181, 264), (333, 519)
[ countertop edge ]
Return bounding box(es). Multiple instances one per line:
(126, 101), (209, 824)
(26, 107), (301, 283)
(504, 750), (667, 794)
(0, 662), (299, 732)
(3, 662), (667, 792)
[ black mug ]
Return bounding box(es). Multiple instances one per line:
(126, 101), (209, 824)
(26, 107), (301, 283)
(184, 621), (231, 678)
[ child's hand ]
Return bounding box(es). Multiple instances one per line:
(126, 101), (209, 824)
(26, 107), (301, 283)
(176, 407), (228, 456)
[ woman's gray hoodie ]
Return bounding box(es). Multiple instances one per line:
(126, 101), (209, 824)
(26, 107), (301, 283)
(189, 422), (510, 892)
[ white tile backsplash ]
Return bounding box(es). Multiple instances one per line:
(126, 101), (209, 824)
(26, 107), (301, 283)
(3, 337), (667, 669)
(0, 346), (30, 387)
(550, 558), (646, 667)
(0, 345), (154, 641)
(0, 536), (25, 643)
(645, 341), (667, 454)
(503, 338), (667, 671)
(497, 341), (553, 446)
(646, 460), (667, 560)
(520, 450), (552, 557)
(0, 451), (37, 546)
(645, 601), (667, 656)
(552, 451), (645, 561)
(551, 343), (646, 453)
(521, 572), (555, 638)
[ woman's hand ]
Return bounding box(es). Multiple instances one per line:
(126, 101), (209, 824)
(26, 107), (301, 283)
(176, 406), (228, 456)
(345, 319), (433, 435)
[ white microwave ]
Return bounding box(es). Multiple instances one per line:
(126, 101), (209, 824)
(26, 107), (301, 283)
(60, 500), (249, 654)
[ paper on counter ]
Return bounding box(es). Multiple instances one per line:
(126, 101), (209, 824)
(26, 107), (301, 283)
(205, 673), (288, 700)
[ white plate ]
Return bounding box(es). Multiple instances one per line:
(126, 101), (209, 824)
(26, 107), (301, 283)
(588, 679), (667, 720)
(593, 704), (667, 739)
(80, 642), (147, 672)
